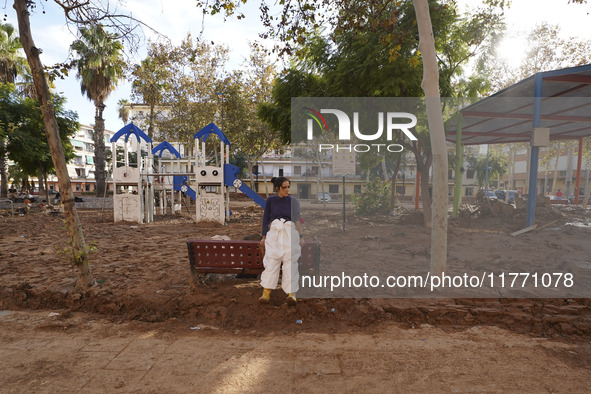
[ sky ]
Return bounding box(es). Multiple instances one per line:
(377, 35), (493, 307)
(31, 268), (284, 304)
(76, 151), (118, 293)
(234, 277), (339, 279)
(3, 0), (591, 134)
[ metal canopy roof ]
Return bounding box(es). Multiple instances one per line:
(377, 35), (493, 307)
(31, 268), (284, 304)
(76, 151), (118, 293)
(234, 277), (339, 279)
(446, 63), (591, 145)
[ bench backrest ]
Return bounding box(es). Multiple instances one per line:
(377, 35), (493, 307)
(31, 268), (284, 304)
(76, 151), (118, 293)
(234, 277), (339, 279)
(187, 239), (320, 276)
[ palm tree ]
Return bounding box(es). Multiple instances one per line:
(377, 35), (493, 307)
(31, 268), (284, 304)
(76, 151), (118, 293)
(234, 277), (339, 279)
(71, 24), (124, 196)
(117, 98), (130, 125)
(0, 23), (26, 84)
(131, 56), (167, 139)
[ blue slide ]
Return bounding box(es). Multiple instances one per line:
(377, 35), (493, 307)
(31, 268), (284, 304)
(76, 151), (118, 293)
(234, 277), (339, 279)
(172, 164), (265, 209)
(223, 164), (266, 208)
(172, 175), (196, 200)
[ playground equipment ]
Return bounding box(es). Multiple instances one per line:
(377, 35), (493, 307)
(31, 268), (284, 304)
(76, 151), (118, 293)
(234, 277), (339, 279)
(168, 123), (265, 224)
(110, 123), (154, 223)
(152, 140), (183, 215)
(110, 122), (264, 224)
(192, 123), (230, 224)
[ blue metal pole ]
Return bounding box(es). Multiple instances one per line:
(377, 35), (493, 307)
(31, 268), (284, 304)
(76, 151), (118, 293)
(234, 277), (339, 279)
(526, 74), (543, 227)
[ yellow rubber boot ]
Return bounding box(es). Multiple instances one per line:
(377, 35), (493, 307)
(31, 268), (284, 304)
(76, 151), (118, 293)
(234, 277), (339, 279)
(286, 293), (297, 305)
(258, 288), (271, 303)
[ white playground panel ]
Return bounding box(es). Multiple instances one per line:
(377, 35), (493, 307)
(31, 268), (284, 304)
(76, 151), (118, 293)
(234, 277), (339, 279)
(193, 133), (229, 225)
(111, 127), (155, 223)
(112, 165), (142, 222)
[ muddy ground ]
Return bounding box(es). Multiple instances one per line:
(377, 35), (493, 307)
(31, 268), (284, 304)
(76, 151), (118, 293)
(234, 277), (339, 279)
(1, 201), (591, 391)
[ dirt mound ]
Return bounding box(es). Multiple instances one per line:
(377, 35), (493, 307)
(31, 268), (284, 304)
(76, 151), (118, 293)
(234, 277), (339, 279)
(1, 207), (591, 339)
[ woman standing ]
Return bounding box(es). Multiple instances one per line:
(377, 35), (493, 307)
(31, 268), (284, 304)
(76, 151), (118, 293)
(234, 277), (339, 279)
(259, 176), (304, 305)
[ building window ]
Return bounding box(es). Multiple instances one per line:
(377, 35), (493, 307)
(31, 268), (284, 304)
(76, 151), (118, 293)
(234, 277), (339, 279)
(354, 185), (362, 194)
(75, 184), (80, 191)
(294, 166), (301, 175)
(329, 184), (339, 194)
(279, 168), (284, 177)
(559, 170), (566, 177)
(465, 187), (474, 196)
(466, 169), (475, 179)
(85, 184), (90, 191)
(448, 169), (453, 179)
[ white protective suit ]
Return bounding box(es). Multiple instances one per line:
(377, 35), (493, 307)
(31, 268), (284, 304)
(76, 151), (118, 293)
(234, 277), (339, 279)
(260, 218), (301, 293)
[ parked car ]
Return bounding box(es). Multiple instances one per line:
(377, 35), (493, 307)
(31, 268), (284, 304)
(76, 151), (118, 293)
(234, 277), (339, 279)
(568, 193), (591, 205)
(486, 190), (498, 200)
(494, 190), (519, 203)
(318, 192), (331, 202)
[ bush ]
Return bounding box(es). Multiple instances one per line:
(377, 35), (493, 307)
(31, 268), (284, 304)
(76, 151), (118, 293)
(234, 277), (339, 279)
(352, 178), (392, 215)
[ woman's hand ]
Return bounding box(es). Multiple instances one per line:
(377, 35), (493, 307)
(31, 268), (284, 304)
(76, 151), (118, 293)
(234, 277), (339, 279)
(259, 236), (266, 246)
(299, 236), (305, 247)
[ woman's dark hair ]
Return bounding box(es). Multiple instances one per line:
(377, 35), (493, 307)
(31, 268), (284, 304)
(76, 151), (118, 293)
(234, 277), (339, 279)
(271, 176), (289, 192)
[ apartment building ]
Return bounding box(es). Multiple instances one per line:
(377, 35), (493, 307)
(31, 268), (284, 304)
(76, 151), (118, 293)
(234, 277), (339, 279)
(499, 148), (590, 198)
(45, 124), (121, 194)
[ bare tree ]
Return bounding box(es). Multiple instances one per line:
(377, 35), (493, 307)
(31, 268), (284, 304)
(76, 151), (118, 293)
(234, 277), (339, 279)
(14, 0), (94, 288)
(413, 0), (448, 275)
(12, 0), (159, 289)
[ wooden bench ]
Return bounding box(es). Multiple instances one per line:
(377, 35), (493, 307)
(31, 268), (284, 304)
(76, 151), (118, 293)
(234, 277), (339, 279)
(187, 239), (320, 281)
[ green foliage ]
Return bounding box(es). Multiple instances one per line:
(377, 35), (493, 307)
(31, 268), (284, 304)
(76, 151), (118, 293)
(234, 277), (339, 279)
(130, 54), (169, 138)
(142, 35), (229, 143)
(0, 23), (27, 85)
(117, 98), (130, 125)
(2, 83), (78, 183)
(56, 239), (98, 269)
(71, 24), (125, 105)
(466, 151), (508, 188)
(258, 68), (326, 144)
(229, 150), (248, 178)
(352, 178), (392, 215)
(255, 1), (502, 146)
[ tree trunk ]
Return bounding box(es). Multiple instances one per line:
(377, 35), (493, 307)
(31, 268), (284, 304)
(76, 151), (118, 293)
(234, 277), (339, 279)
(414, 0), (448, 276)
(566, 144), (574, 199)
(14, 0), (94, 288)
(261, 161), (269, 197)
(390, 154), (402, 212)
(584, 160), (590, 209)
(552, 147), (559, 193)
(315, 148), (327, 207)
(543, 169), (548, 195)
(94, 103), (106, 196)
(404, 141), (432, 226)
(452, 115), (463, 218)
(148, 103), (155, 140)
(247, 158), (255, 190)
(406, 141), (433, 226)
(507, 148), (516, 200)
(381, 157), (388, 181)
(0, 137), (7, 197)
